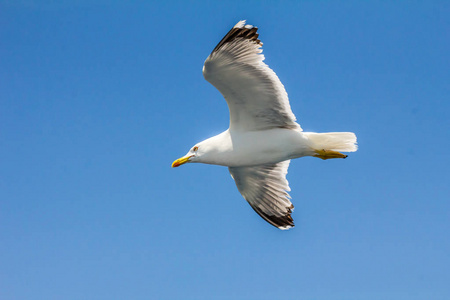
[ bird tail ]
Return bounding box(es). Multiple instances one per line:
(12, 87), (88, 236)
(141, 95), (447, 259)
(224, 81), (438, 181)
(305, 132), (358, 152)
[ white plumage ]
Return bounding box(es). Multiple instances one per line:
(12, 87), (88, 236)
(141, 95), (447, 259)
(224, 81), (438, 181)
(172, 21), (357, 229)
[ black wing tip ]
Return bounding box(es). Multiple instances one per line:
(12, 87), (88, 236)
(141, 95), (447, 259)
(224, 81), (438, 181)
(233, 20), (261, 45)
(211, 20), (262, 54)
(252, 205), (295, 230)
(271, 213), (295, 230)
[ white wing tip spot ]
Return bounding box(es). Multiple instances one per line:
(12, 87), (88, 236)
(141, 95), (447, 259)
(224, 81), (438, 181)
(234, 20), (253, 29)
(279, 225), (294, 230)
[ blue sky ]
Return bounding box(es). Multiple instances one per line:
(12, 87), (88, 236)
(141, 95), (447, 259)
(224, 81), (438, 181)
(1, 1), (449, 299)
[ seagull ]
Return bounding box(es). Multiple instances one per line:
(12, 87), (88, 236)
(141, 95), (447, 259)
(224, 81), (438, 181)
(172, 20), (357, 230)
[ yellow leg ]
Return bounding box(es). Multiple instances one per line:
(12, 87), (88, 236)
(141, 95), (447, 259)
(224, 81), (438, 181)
(313, 149), (348, 160)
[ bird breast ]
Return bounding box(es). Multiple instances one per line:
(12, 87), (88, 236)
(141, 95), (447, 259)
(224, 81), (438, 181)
(203, 129), (312, 167)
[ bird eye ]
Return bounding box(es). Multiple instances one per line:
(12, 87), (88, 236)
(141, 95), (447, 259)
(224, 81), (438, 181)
(193, 146), (198, 152)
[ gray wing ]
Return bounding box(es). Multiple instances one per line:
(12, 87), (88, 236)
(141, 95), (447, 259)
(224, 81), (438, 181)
(229, 160), (294, 230)
(203, 20), (301, 132)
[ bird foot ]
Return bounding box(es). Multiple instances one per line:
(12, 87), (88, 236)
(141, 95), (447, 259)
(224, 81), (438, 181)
(313, 149), (348, 160)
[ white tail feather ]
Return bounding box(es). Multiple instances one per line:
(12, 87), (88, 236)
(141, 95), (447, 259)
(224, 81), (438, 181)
(305, 132), (358, 152)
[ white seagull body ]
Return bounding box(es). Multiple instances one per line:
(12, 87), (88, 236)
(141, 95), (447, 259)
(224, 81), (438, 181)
(172, 21), (357, 230)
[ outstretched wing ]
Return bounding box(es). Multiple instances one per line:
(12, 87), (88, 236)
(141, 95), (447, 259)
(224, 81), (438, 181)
(229, 160), (294, 230)
(203, 20), (301, 132)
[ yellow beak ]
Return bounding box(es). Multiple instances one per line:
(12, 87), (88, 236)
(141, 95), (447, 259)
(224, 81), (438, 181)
(172, 155), (193, 168)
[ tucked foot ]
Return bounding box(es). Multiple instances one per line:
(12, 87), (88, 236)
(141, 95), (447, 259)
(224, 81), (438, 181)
(313, 149), (348, 160)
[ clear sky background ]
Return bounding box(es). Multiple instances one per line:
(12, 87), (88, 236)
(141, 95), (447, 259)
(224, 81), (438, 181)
(1, 1), (449, 299)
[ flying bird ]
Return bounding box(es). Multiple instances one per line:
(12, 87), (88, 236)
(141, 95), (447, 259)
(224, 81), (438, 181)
(172, 21), (357, 230)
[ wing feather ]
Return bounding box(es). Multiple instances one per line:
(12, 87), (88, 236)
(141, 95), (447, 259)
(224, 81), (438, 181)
(203, 21), (301, 132)
(229, 160), (295, 230)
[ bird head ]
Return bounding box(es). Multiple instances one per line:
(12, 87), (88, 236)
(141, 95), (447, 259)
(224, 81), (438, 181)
(172, 145), (201, 167)
(172, 132), (230, 167)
